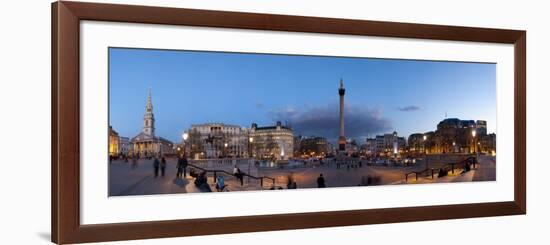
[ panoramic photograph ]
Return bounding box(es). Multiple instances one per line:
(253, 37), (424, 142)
(108, 47), (497, 196)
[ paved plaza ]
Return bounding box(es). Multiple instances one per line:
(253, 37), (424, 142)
(109, 155), (496, 196)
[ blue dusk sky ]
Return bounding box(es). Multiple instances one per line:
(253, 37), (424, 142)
(109, 47), (496, 143)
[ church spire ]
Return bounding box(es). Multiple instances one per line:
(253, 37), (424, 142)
(146, 87), (153, 112)
(143, 88), (155, 136)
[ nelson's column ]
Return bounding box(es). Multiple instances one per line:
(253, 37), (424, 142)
(338, 79), (346, 151)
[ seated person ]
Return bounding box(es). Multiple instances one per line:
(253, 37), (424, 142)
(189, 169), (198, 178)
(194, 171), (212, 192)
(215, 175), (226, 192)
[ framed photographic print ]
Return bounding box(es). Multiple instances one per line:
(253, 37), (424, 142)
(52, 1), (526, 244)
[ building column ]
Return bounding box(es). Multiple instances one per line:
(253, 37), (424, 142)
(338, 79), (346, 151)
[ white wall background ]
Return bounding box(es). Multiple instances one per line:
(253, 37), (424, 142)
(0, 0), (548, 244)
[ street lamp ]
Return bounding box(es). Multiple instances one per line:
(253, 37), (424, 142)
(224, 142), (228, 158)
(471, 130), (477, 154)
(182, 132), (189, 157)
(478, 141), (481, 154)
(423, 135), (428, 169)
(248, 137), (253, 183)
(422, 135), (427, 154)
(248, 137), (254, 158)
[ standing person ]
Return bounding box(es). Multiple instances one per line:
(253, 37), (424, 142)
(176, 156), (183, 179)
(181, 154), (188, 177)
(317, 173), (326, 188)
(233, 166), (244, 186)
(153, 157), (160, 178)
(160, 156), (166, 178)
(286, 174), (293, 189)
(236, 168), (244, 186)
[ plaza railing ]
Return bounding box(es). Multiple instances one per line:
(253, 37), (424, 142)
(189, 158), (254, 169)
(187, 162), (276, 187)
(404, 156), (477, 182)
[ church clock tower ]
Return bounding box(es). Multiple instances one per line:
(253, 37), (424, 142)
(143, 89), (155, 136)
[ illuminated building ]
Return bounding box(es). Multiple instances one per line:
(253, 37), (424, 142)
(186, 123), (249, 159)
(366, 131), (406, 155)
(108, 126), (119, 157)
(295, 136), (329, 157)
(409, 118), (496, 154)
(249, 121), (294, 161)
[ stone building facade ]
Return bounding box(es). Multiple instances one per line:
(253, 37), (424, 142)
(249, 121), (294, 161)
(186, 123), (250, 159)
(294, 136), (329, 157)
(108, 126), (119, 157)
(365, 131), (406, 155)
(408, 118), (496, 154)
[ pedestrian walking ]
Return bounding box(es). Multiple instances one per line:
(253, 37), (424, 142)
(176, 156), (184, 178)
(153, 157), (160, 178)
(160, 156), (166, 177)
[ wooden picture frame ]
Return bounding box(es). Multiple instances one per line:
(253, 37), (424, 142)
(51, 1), (526, 244)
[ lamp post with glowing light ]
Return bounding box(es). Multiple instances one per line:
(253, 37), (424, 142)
(423, 135), (427, 154)
(224, 142), (228, 158)
(248, 137), (254, 158)
(423, 135), (428, 169)
(182, 132), (188, 157)
(471, 130), (477, 154)
(248, 137), (253, 183)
